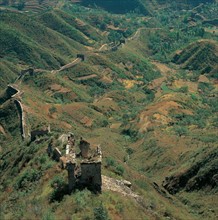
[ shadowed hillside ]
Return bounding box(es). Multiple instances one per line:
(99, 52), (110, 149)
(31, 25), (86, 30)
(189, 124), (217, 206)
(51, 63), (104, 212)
(173, 40), (218, 76)
(0, 0), (218, 219)
(77, 0), (149, 14)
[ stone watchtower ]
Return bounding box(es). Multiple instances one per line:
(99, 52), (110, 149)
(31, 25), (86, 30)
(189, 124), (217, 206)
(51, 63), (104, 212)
(65, 136), (102, 193)
(80, 160), (102, 192)
(77, 54), (86, 61)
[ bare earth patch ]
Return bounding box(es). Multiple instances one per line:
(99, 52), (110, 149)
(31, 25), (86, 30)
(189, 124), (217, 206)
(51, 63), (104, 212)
(152, 61), (176, 76)
(172, 79), (198, 93)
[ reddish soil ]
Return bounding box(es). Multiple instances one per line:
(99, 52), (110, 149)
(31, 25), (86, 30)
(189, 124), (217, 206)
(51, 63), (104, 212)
(138, 95), (193, 132)
(148, 77), (165, 90)
(80, 116), (93, 127)
(152, 61), (175, 76)
(172, 79), (198, 93)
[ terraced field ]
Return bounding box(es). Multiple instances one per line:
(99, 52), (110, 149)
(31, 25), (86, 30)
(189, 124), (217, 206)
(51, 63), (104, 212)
(0, 1), (217, 220)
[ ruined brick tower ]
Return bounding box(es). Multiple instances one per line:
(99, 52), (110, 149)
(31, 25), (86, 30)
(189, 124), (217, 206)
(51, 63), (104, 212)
(48, 133), (102, 193)
(65, 136), (102, 192)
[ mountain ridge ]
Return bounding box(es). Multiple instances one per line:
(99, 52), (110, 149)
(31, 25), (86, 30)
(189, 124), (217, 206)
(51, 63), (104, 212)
(0, 1), (217, 219)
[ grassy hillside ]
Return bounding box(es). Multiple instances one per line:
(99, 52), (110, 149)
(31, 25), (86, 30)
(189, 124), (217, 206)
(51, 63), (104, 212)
(173, 40), (218, 76)
(77, 0), (149, 14)
(0, 1), (218, 220)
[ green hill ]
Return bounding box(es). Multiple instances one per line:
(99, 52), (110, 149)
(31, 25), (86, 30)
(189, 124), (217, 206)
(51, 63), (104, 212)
(77, 0), (149, 14)
(173, 40), (218, 76)
(0, 1), (218, 220)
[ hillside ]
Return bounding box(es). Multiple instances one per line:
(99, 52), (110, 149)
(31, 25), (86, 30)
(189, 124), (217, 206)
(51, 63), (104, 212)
(77, 0), (149, 14)
(173, 40), (218, 76)
(0, 1), (218, 220)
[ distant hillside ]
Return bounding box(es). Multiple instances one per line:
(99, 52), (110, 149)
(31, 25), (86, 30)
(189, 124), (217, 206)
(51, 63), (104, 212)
(0, 9), (91, 89)
(0, 0), (59, 12)
(173, 40), (218, 76)
(78, 0), (217, 13)
(77, 0), (149, 14)
(0, 1), (218, 220)
(156, 0), (216, 5)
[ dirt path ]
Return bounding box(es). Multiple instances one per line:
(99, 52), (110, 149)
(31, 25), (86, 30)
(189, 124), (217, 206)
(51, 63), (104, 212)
(75, 74), (98, 81)
(151, 61), (176, 76)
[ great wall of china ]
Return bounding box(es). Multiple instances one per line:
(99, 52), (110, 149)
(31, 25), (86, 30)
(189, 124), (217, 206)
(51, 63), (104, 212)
(6, 85), (29, 140)
(1, 27), (144, 140)
(0, 28), (148, 198)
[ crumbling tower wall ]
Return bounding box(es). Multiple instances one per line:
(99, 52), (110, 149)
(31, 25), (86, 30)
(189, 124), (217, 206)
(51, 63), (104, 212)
(67, 161), (76, 192)
(50, 134), (102, 193)
(79, 138), (90, 158)
(80, 161), (102, 192)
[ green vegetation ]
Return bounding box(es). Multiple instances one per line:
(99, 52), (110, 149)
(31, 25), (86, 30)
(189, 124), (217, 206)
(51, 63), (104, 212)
(0, 1), (217, 220)
(105, 157), (125, 176)
(78, 0), (148, 15)
(94, 203), (110, 220)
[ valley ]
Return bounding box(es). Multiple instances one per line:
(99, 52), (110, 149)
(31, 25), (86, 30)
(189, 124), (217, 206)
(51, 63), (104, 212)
(0, 0), (218, 219)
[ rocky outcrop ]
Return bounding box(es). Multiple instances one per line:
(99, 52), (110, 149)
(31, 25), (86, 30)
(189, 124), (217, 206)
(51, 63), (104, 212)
(102, 175), (146, 207)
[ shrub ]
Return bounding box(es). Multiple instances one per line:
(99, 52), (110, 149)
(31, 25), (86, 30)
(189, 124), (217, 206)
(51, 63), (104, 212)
(178, 86), (188, 93)
(74, 189), (91, 212)
(49, 175), (67, 202)
(105, 157), (115, 167)
(15, 168), (41, 190)
(42, 210), (55, 220)
(198, 82), (214, 94)
(121, 128), (139, 141)
(50, 175), (65, 188)
(49, 106), (57, 115)
(93, 203), (109, 220)
(17, 1), (25, 10)
(126, 147), (134, 155)
(174, 126), (188, 136)
(115, 165), (125, 176)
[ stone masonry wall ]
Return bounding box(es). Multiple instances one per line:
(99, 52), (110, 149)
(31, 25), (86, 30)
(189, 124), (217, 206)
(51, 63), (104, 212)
(67, 162), (76, 192)
(80, 162), (102, 192)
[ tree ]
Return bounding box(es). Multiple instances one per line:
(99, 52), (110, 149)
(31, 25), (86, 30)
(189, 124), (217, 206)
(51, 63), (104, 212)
(17, 0), (25, 10)
(174, 126), (188, 137)
(2, 0), (9, 6)
(94, 203), (110, 220)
